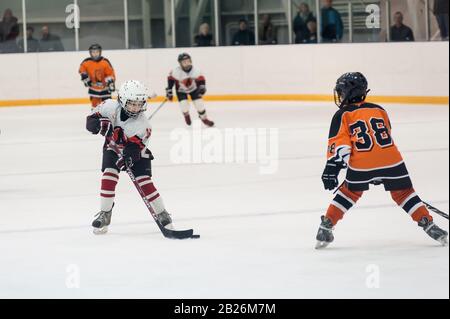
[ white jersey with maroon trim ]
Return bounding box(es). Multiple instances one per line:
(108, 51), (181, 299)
(168, 66), (205, 94)
(93, 99), (152, 147)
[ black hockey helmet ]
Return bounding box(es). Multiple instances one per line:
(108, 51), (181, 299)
(178, 52), (193, 72)
(334, 72), (370, 108)
(89, 43), (103, 61)
(178, 52), (192, 63)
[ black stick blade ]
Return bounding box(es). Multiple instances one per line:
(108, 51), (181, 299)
(162, 228), (195, 240)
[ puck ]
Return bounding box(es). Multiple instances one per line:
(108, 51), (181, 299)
(191, 235), (201, 239)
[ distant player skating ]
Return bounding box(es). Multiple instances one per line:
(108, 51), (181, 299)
(79, 44), (116, 109)
(166, 53), (215, 127)
(316, 72), (448, 249)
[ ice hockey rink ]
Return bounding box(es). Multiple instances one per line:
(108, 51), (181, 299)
(0, 101), (448, 299)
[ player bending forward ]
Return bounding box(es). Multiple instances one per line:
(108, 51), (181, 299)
(166, 53), (214, 127)
(86, 80), (173, 234)
(316, 72), (448, 249)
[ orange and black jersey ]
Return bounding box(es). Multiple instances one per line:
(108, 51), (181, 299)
(327, 102), (412, 191)
(79, 57), (116, 98)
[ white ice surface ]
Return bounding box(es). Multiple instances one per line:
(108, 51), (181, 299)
(0, 101), (448, 299)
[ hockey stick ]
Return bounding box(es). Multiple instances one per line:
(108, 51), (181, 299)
(423, 201), (449, 220)
(333, 181), (345, 194)
(107, 139), (199, 239)
(148, 99), (168, 121)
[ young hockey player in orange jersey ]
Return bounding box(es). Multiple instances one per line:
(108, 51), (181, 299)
(316, 72), (448, 249)
(79, 44), (116, 108)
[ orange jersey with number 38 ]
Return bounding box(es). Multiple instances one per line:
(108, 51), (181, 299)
(327, 102), (411, 191)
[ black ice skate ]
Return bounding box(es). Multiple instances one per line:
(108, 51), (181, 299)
(92, 208), (113, 235)
(157, 210), (173, 230)
(315, 216), (335, 249)
(418, 217), (448, 246)
(201, 117), (215, 127)
(183, 112), (192, 126)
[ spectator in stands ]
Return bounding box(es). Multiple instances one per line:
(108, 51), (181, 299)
(18, 26), (39, 52)
(433, 0), (449, 40)
(306, 21), (318, 43)
(39, 25), (64, 52)
(293, 3), (316, 44)
(0, 8), (20, 53)
(194, 23), (214, 47)
(321, 0), (343, 42)
(0, 9), (19, 42)
(260, 14), (277, 45)
(232, 19), (255, 46)
(390, 12), (415, 42)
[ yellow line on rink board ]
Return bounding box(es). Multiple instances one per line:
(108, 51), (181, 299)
(0, 95), (448, 107)
(0, 98), (90, 107)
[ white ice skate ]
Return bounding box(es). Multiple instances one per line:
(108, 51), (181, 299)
(92, 210), (113, 235)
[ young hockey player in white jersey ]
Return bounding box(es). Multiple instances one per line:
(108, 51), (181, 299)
(166, 53), (215, 127)
(86, 80), (173, 234)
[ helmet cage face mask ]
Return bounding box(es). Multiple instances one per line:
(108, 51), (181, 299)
(90, 49), (102, 61)
(89, 44), (102, 61)
(123, 99), (147, 117)
(178, 53), (193, 72)
(118, 81), (149, 118)
(334, 87), (345, 109)
(179, 58), (193, 72)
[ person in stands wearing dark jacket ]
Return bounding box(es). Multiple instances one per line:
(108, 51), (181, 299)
(0, 8), (20, 53)
(39, 25), (65, 52)
(433, 0), (449, 40)
(306, 20), (318, 43)
(321, 0), (344, 42)
(232, 19), (255, 46)
(259, 14), (277, 45)
(293, 3), (316, 44)
(18, 26), (40, 52)
(390, 12), (415, 42)
(194, 23), (214, 47)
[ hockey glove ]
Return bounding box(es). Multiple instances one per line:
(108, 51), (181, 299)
(321, 160), (344, 191)
(166, 88), (174, 101)
(107, 81), (116, 93)
(86, 115), (113, 137)
(99, 118), (113, 137)
(81, 73), (92, 87)
(116, 143), (141, 171)
(197, 85), (207, 96)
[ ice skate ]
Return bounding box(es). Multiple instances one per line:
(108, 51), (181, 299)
(183, 112), (192, 126)
(201, 117), (215, 127)
(418, 217), (448, 246)
(92, 209), (113, 235)
(157, 210), (173, 230)
(315, 216), (335, 249)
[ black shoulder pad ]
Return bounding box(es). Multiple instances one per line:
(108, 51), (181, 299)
(360, 102), (386, 112)
(81, 57), (93, 64)
(328, 109), (346, 139)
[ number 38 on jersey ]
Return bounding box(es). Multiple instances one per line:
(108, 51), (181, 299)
(327, 103), (403, 171)
(349, 117), (393, 152)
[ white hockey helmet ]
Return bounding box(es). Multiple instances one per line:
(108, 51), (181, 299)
(118, 80), (148, 117)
